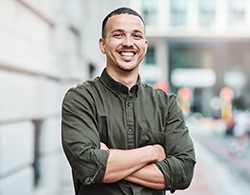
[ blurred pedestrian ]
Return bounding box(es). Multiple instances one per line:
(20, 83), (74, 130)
(61, 7), (196, 195)
(229, 98), (249, 157)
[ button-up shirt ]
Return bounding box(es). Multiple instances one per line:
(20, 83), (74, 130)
(61, 69), (196, 195)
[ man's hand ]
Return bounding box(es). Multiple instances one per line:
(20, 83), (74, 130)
(100, 142), (109, 150)
(153, 144), (166, 162)
(100, 142), (166, 162)
(100, 142), (166, 189)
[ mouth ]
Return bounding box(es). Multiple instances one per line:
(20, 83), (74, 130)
(119, 51), (136, 58)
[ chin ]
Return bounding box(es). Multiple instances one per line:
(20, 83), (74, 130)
(118, 65), (137, 72)
(117, 61), (138, 71)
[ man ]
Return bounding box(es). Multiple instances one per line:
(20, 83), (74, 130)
(61, 7), (196, 195)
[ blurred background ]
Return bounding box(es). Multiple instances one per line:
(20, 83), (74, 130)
(0, 0), (250, 195)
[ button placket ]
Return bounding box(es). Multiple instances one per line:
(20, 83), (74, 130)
(126, 98), (134, 149)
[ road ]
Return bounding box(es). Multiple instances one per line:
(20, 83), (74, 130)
(174, 118), (250, 195)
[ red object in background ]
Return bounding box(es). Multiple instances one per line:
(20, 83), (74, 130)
(155, 81), (168, 92)
(178, 87), (192, 101)
(220, 87), (234, 101)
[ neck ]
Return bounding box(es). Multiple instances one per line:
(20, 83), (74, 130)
(106, 67), (138, 90)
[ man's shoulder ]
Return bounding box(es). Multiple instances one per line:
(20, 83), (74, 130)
(141, 82), (176, 98)
(64, 77), (102, 97)
(72, 77), (101, 90)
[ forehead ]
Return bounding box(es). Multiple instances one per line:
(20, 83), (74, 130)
(106, 14), (145, 33)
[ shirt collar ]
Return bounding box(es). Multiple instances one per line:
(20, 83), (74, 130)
(100, 68), (142, 96)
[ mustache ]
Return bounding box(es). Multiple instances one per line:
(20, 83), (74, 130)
(121, 46), (134, 49)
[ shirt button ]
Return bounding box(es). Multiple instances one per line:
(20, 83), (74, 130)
(127, 102), (131, 107)
(128, 129), (132, 132)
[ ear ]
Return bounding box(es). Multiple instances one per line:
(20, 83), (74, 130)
(99, 38), (106, 54)
(144, 39), (148, 54)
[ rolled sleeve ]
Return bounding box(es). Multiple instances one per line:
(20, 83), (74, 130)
(61, 87), (109, 185)
(155, 95), (196, 191)
(71, 147), (109, 185)
(155, 143), (195, 191)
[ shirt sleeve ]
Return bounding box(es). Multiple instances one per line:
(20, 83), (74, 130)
(154, 94), (196, 192)
(61, 87), (109, 185)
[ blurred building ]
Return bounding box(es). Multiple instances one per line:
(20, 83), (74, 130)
(130, 0), (250, 116)
(0, 1), (130, 195)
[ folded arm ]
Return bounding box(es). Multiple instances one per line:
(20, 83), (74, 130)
(124, 163), (165, 190)
(101, 142), (166, 189)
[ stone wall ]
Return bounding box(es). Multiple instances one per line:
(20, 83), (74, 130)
(0, 0), (130, 195)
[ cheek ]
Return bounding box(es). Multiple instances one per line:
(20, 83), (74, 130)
(137, 41), (148, 53)
(106, 45), (117, 55)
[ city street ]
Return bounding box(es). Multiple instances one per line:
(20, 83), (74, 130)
(174, 118), (250, 195)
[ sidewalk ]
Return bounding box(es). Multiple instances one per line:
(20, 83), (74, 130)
(173, 135), (218, 195)
(177, 118), (250, 195)
(192, 117), (250, 182)
(198, 133), (250, 182)
(173, 158), (216, 195)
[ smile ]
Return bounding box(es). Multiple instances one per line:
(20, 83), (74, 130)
(119, 51), (136, 57)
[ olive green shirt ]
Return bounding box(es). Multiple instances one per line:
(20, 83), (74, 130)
(61, 69), (196, 195)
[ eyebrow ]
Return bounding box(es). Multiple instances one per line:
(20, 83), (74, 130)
(111, 29), (144, 34)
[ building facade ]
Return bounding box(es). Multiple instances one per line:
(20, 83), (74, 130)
(131, 0), (250, 116)
(0, 1), (130, 195)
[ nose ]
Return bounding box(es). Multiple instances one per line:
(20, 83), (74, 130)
(122, 36), (133, 47)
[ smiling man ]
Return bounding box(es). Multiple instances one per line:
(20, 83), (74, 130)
(61, 7), (196, 195)
(99, 11), (147, 90)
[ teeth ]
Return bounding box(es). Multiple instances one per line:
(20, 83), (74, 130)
(121, 52), (134, 57)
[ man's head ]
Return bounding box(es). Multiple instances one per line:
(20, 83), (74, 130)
(99, 8), (148, 73)
(99, 7), (148, 76)
(102, 7), (145, 38)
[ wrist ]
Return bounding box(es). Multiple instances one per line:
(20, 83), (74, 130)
(151, 144), (166, 162)
(146, 145), (159, 162)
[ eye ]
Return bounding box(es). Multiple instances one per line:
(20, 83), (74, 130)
(113, 33), (123, 38)
(133, 34), (143, 40)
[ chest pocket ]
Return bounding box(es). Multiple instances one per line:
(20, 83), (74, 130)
(138, 129), (165, 147)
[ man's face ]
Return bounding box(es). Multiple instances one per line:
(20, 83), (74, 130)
(99, 14), (148, 73)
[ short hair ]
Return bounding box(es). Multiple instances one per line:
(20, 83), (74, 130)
(102, 7), (145, 38)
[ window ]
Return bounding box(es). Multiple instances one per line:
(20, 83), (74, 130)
(141, 0), (158, 25)
(169, 0), (188, 26)
(33, 120), (42, 187)
(198, 0), (216, 26)
(228, 0), (246, 27)
(169, 47), (206, 69)
(145, 46), (156, 65)
(88, 63), (96, 78)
